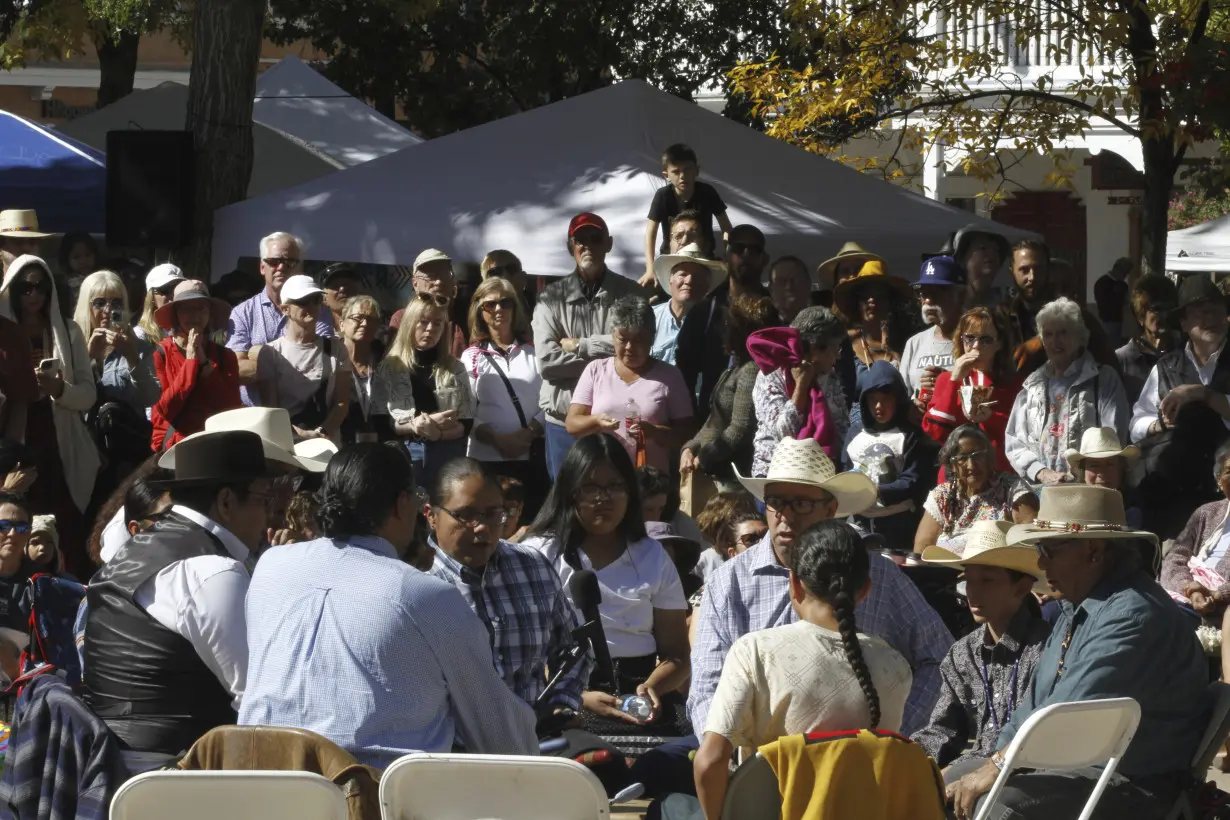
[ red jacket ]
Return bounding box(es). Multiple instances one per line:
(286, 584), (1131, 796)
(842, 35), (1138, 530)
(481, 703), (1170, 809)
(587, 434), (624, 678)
(151, 337), (242, 451)
(922, 369), (1022, 475)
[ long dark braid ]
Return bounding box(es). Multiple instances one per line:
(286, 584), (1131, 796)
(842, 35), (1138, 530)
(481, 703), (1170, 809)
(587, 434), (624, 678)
(791, 520), (881, 729)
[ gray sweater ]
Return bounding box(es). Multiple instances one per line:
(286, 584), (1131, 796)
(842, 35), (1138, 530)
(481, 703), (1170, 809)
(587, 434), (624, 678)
(685, 360), (758, 478)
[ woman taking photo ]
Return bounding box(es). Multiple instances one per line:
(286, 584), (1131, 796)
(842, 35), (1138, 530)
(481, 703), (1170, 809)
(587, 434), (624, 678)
(133, 264), (185, 343)
(150, 280), (241, 452)
(338, 294), (387, 445)
(567, 296), (693, 473)
(523, 434), (690, 745)
(461, 277), (543, 492)
(0, 255), (98, 575)
(375, 292), (474, 486)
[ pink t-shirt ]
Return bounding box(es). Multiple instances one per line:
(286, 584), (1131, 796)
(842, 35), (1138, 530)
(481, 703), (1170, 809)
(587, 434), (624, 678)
(572, 357), (693, 471)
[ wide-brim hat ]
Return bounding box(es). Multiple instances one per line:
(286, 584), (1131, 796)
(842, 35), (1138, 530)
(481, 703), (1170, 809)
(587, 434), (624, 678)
(1064, 426), (1139, 473)
(1175, 274), (1226, 314)
(154, 280), (232, 332)
(652, 243), (727, 296)
(816, 242), (883, 283)
(921, 520), (1049, 594)
(832, 261), (914, 322)
(1006, 485), (1157, 548)
(159, 407), (333, 473)
(736, 439), (878, 518)
(951, 224), (1010, 264)
(0, 210), (51, 239)
(150, 430), (282, 489)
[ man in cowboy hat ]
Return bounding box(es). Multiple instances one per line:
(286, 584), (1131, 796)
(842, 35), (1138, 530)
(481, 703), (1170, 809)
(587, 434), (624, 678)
(816, 242), (883, 293)
(947, 485), (1210, 820)
(83, 430), (284, 770)
(901, 255), (965, 409)
(0, 210), (50, 257)
(913, 521), (1051, 782)
(651, 243), (726, 364)
(689, 438), (953, 741)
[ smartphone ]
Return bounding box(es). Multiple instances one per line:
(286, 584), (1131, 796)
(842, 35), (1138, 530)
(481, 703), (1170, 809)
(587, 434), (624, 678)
(110, 308), (125, 326)
(38, 358), (58, 373)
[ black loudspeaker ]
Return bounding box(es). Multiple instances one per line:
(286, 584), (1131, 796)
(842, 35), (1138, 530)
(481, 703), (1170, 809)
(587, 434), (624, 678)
(106, 131), (194, 248)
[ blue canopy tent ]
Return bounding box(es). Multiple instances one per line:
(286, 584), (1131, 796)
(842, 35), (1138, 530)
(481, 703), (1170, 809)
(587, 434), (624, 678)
(0, 110), (106, 234)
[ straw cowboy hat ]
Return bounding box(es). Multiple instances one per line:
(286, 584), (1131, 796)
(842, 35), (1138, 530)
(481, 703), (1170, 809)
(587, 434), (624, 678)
(816, 242), (883, 283)
(652, 243), (727, 296)
(1006, 485), (1157, 548)
(160, 407), (336, 473)
(150, 431), (282, 489)
(0, 210), (51, 239)
(736, 438), (878, 518)
(832, 260), (914, 322)
(153, 279), (232, 332)
(922, 520), (1049, 594)
(1064, 426), (1140, 474)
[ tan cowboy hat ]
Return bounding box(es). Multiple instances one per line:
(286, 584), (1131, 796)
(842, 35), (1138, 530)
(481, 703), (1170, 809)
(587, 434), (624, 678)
(652, 243), (727, 296)
(153, 279), (232, 332)
(736, 438), (878, 518)
(816, 242), (883, 282)
(159, 407), (335, 473)
(832, 260), (914, 322)
(1064, 426), (1140, 474)
(1006, 485), (1157, 548)
(922, 520), (1049, 594)
(0, 210), (50, 239)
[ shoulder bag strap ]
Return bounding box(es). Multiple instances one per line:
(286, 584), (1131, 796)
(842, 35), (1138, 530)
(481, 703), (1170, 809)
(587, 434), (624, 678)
(480, 342), (529, 429)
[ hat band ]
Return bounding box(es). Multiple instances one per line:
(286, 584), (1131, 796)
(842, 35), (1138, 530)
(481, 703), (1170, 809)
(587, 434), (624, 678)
(1032, 519), (1126, 534)
(7, 227), (36, 232)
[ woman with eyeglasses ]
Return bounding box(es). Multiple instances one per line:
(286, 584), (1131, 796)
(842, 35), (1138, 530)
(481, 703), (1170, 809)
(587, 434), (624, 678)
(461, 277), (544, 519)
(0, 254), (99, 576)
(914, 425), (1037, 555)
(253, 275), (352, 444)
(375, 291), (475, 488)
(134, 264), (185, 343)
(523, 434), (691, 747)
(923, 306), (1022, 477)
(338, 294), (389, 446)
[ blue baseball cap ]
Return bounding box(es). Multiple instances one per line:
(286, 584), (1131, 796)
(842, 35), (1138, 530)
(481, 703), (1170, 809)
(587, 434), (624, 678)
(915, 255), (966, 288)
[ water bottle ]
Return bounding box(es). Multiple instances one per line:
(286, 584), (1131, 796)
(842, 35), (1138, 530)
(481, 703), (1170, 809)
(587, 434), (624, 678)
(620, 694), (653, 721)
(623, 398), (648, 467)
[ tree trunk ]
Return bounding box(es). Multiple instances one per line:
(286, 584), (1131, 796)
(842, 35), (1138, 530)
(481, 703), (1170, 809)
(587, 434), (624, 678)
(182, 0), (266, 277)
(94, 28), (141, 108)
(1138, 136), (1176, 277)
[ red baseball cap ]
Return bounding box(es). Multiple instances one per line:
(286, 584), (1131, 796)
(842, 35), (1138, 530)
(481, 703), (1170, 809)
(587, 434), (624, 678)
(568, 212), (608, 238)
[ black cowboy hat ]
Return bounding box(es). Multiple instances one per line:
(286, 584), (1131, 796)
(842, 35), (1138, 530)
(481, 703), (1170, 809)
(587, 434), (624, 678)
(149, 430), (281, 489)
(1174, 274), (1227, 314)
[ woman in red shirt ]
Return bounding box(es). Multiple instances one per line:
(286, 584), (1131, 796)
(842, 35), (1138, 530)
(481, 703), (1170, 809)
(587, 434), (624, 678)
(922, 306), (1022, 476)
(151, 280), (241, 451)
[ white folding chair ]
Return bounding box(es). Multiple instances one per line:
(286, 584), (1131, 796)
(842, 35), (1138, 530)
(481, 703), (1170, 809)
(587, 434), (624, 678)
(975, 697), (1142, 820)
(379, 753), (610, 820)
(720, 752), (780, 820)
(110, 770), (347, 820)
(1167, 681), (1230, 820)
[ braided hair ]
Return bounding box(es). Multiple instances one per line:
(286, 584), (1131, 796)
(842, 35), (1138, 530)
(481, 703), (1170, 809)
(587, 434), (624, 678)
(791, 521), (881, 728)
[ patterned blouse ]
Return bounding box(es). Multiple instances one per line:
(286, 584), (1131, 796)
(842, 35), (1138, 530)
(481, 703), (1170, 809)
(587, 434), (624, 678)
(912, 605), (1052, 767)
(922, 472), (1034, 553)
(751, 369), (850, 477)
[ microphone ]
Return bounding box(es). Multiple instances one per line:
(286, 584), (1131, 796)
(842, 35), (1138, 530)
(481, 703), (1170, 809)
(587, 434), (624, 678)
(568, 568), (615, 690)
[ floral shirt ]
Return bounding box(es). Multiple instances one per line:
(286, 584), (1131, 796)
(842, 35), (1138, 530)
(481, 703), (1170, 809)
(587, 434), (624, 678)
(751, 369), (849, 477)
(923, 473), (1033, 553)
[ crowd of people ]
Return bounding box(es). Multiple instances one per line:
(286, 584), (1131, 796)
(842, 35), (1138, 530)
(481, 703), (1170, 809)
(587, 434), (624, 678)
(0, 139), (1225, 820)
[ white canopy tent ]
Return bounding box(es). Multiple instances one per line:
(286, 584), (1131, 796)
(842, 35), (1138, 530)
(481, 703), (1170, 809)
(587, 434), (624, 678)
(1167, 213), (1230, 273)
(211, 79), (1032, 278)
(253, 55), (422, 167)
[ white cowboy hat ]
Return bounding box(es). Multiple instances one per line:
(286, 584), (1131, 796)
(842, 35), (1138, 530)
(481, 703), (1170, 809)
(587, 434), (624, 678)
(1064, 426), (1140, 473)
(922, 520), (1049, 594)
(736, 438), (877, 518)
(159, 407), (335, 473)
(1006, 485), (1157, 548)
(652, 243), (727, 296)
(0, 210), (51, 238)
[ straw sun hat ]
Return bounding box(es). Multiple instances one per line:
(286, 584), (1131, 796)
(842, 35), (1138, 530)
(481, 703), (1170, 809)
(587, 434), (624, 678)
(922, 520), (1049, 594)
(1064, 426), (1139, 475)
(736, 438), (877, 518)
(1006, 485), (1157, 549)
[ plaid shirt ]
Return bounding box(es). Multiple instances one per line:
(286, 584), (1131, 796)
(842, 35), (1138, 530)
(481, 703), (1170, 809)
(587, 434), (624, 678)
(429, 539), (592, 711)
(689, 535), (953, 737)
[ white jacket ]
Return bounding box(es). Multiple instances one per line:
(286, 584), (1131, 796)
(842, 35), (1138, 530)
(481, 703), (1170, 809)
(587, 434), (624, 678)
(1004, 350), (1129, 481)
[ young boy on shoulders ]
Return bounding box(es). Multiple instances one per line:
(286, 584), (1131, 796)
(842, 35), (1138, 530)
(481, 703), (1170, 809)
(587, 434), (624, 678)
(641, 143), (733, 289)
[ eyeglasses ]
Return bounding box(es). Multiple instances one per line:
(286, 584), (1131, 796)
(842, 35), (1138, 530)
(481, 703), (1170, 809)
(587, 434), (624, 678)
(1035, 539), (1080, 561)
(487, 263), (522, 277)
(960, 334), (998, 348)
(571, 229), (607, 247)
(735, 531), (765, 548)
(728, 242), (764, 256)
(346, 314), (378, 325)
(413, 270), (453, 282)
(437, 505), (510, 529)
(950, 449), (989, 464)
(413, 293), (450, 307)
(764, 496), (828, 516)
(262, 257), (299, 268)
(481, 298), (516, 313)
(575, 483), (628, 503)
(14, 280), (50, 296)
(290, 294), (323, 308)
(0, 520), (31, 535)
(91, 297), (125, 311)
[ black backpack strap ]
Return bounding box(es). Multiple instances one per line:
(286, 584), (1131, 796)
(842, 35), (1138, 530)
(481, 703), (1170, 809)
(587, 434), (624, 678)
(480, 342), (529, 429)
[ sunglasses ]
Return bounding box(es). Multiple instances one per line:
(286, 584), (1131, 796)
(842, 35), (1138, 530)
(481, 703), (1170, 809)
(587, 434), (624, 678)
(91, 297), (125, 311)
(262, 257), (300, 268)
(14, 280), (50, 296)
(950, 449), (989, 464)
(960, 334), (998, 348)
(487, 263), (522, 277)
(0, 520), (31, 535)
(481, 298), (516, 313)
(414, 293), (450, 307)
(289, 294), (323, 308)
(346, 313), (378, 325)
(1035, 540), (1079, 561)
(728, 242), (764, 256)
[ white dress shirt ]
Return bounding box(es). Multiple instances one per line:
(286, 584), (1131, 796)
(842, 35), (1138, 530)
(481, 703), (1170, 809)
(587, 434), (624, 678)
(1130, 339), (1230, 442)
(131, 504), (252, 710)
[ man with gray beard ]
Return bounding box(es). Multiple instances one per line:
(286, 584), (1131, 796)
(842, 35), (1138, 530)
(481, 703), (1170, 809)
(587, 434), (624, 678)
(900, 256), (965, 411)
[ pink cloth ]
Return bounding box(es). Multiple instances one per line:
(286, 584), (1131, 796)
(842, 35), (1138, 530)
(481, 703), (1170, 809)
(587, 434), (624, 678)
(746, 327), (837, 458)
(572, 357), (693, 471)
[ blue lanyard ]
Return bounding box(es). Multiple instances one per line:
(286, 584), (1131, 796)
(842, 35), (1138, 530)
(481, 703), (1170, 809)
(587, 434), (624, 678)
(978, 658), (1019, 732)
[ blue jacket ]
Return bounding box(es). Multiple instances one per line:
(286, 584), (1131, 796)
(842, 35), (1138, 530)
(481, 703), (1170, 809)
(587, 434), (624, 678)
(844, 360), (935, 509)
(996, 568), (1211, 778)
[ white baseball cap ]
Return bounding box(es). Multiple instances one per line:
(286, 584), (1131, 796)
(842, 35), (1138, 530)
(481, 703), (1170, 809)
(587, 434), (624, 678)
(145, 263), (185, 292)
(280, 274), (324, 303)
(413, 248), (452, 271)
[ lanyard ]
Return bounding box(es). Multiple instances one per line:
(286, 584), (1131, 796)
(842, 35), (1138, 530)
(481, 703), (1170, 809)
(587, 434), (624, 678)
(978, 657), (1019, 732)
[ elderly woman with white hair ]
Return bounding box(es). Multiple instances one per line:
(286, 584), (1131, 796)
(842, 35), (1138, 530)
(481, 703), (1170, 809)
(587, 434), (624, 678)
(1004, 297), (1130, 486)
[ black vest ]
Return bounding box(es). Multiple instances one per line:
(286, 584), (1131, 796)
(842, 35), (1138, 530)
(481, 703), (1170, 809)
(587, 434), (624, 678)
(83, 512), (239, 755)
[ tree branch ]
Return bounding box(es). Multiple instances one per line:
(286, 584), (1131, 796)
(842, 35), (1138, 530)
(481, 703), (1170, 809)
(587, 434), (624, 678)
(882, 87), (1140, 138)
